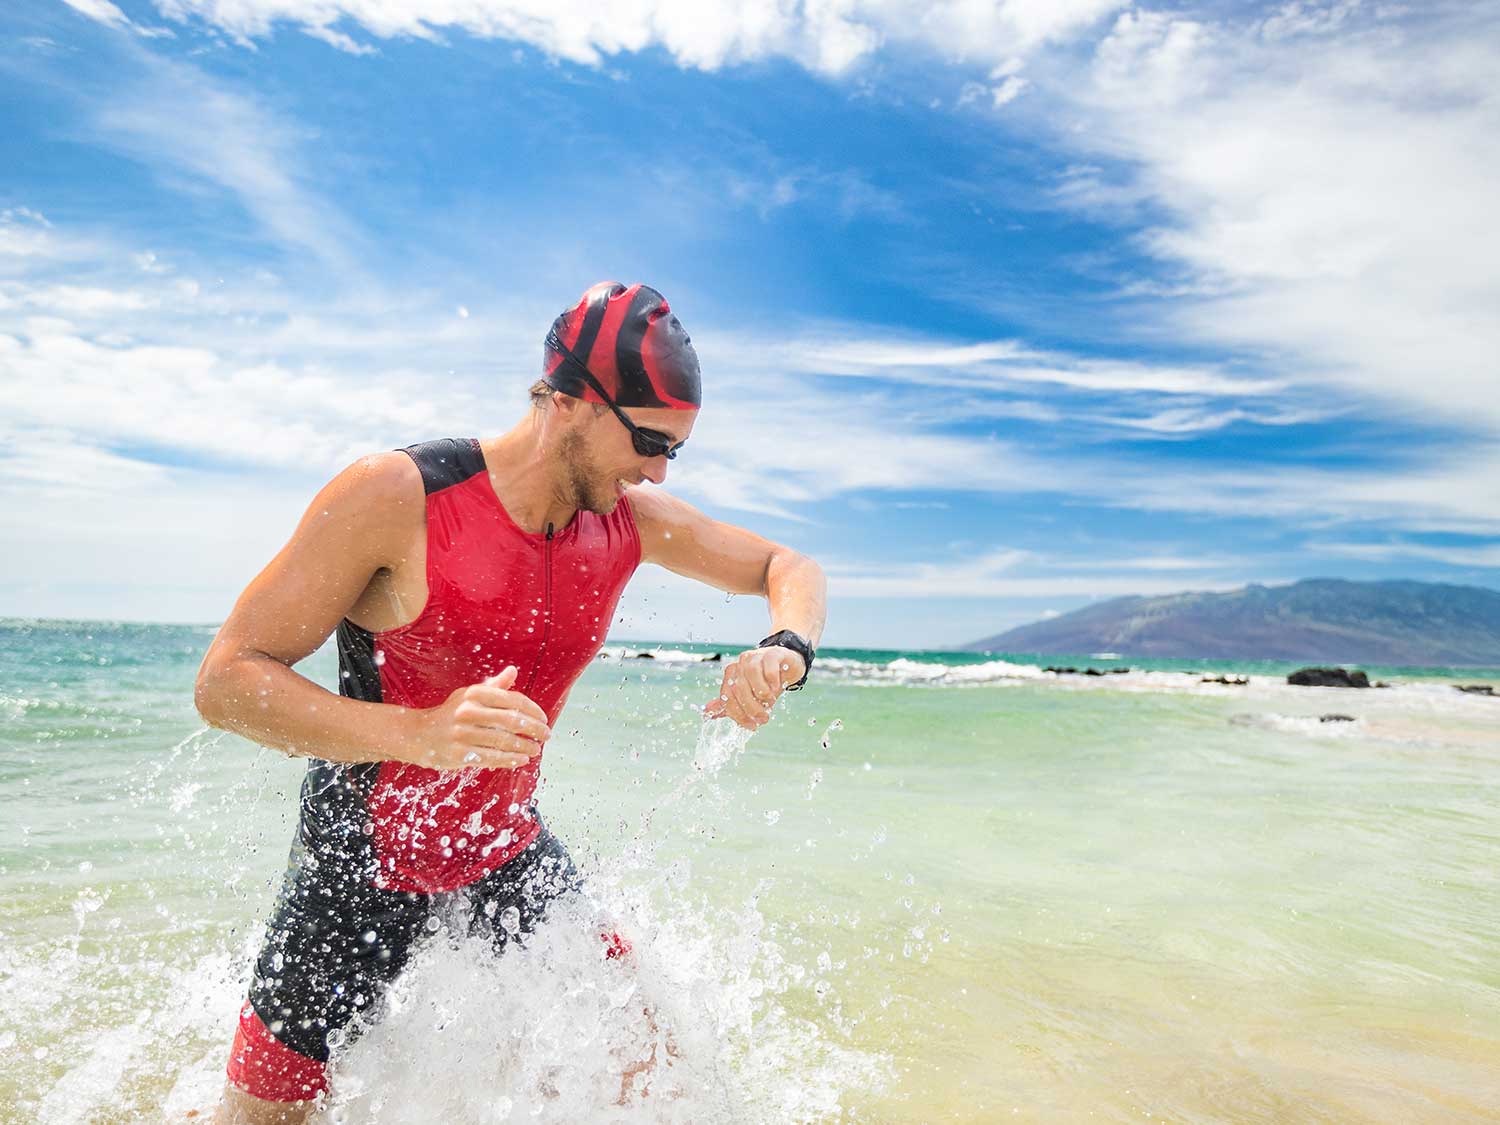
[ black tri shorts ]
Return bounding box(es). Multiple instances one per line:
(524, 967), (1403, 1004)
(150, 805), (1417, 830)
(243, 815), (583, 1071)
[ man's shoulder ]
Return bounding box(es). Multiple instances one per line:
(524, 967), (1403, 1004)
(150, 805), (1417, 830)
(338, 449), (426, 497)
(316, 450), (427, 536)
(396, 437), (486, 495)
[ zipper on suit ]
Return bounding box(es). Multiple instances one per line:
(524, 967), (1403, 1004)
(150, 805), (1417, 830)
(526, 522), (555, 694)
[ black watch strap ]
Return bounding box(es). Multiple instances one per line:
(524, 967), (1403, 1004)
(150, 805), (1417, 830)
(758, 630), (815, 690)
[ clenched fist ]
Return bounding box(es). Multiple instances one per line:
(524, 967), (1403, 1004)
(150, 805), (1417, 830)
(703, 646), (806, 731)
(404, 665), (551, 771)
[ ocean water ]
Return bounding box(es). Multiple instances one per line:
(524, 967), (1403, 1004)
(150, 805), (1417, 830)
(2, 619), (1498, 1123)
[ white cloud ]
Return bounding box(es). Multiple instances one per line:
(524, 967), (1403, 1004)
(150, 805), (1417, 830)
(1310, 540), (1500, 568)
(70, 47), (362, 269)
(990, 74), (1030, 107)
(825, 546), (1251, 598)
(1077, 402), (1334, 436)
(61, 0), (132, 28)
(59, 0), (176, 38)
(142, 0), (1123, 74)
(1106, 445), (1500, 536)
(301, 23), (378, 55)
(753, 329), (1283, 396)
(1054, 5), (1500, 435)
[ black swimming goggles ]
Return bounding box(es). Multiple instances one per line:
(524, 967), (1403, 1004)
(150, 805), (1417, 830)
(545, 330), (688, 460)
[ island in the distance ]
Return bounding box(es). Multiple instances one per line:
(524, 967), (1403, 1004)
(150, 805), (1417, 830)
(965, 578), (1500, 666)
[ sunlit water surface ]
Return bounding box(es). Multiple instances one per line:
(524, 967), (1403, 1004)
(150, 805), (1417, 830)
(2, 621), (1498, 1122)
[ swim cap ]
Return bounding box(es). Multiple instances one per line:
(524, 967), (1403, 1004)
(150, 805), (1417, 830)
(543, 282), (701, 410)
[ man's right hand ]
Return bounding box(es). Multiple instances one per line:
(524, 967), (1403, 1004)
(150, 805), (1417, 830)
(405, 666), (551, 771)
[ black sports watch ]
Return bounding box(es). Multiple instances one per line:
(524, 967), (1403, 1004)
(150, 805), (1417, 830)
(757, 630), (815, 690)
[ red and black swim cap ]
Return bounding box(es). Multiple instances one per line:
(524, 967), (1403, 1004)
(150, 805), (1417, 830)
(543, 282), (701, 410)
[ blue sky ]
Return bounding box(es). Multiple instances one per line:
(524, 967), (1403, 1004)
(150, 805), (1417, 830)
(2, 0), (1498, 648)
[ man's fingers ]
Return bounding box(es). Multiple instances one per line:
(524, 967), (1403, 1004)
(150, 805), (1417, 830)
(469, 683), (549, 725)
(484, 665), (520, 690)
(462, 693), (552, 735)
(729, 675), (770, 725)
(456, 727), (543, 757)
(720, 685), (763, 730)
(740, 660), (778, 706)
(453, 749), (533, 770)
(455, 700), (551, 740)
(704, 689), (756, 729)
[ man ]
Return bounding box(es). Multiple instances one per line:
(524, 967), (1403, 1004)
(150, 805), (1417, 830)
(194, 281), (826, 1123)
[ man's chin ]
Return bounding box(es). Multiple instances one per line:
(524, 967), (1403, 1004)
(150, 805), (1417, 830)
(582, 489), (622, 516)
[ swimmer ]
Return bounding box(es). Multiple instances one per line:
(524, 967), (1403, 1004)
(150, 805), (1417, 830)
(194, 282), (825, 1123)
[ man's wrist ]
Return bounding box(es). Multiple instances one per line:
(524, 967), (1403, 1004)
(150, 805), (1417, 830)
(384, 704), (427, 765)
(757, 630), (815, 690)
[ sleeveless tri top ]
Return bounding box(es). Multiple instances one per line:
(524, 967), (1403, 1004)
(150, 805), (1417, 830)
(297, 438), (641, 893)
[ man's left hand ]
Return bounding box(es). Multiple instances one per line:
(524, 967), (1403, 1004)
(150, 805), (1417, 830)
(703, 646), (806, 730)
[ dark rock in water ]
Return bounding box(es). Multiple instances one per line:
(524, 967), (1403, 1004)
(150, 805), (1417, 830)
(1288, 667), (1369, 688)
(1319, 713), (1357, 723)
(1201, 674), (1249, 686)
(1457, 683), (1496, 696)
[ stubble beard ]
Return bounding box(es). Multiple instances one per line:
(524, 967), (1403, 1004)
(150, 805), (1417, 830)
(559, 430), (618, 516)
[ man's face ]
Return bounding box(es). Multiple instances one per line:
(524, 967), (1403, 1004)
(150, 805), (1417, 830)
(560, 404), (698, 515)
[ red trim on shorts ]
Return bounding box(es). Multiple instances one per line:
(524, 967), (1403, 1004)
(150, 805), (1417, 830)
(226, 1002), (328, 1103)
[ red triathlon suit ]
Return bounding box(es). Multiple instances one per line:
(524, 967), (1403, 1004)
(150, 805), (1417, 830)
(227, 437), (639, 1102)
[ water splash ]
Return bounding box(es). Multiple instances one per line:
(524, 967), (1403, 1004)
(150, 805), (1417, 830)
(312, 718), (886, 1122)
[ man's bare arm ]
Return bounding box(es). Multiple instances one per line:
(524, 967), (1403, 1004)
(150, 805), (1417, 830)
(195, 454), (550, 769)
(628, 485), (826, 729)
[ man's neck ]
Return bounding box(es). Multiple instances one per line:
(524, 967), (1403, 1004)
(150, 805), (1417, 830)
(480, 421), (578, 535)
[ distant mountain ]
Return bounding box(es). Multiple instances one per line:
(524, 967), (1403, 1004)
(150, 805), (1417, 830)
(964, 579), (1500, 666)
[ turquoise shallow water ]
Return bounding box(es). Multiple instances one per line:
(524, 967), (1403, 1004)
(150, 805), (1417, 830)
(2, 619), (1499, 1122)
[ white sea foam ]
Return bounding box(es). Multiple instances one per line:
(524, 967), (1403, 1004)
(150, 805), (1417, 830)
(319, 880), (877, 1123)
(816, 656), (1047, 684)
(1230, 712), (1367, 739)
(319, 716), (882, 1122)
(599, 646), (725, 665)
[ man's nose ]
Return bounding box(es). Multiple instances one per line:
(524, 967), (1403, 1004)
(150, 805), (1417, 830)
(641, 458), (668, 486)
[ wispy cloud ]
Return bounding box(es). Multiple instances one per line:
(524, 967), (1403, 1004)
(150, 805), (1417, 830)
(1310, 540), (1500, 568)
(38, 36), (366, 270)
(1047, 4), (1500, 436)
(745, 329), (1284, 397)
(133, 0), (1123, 74)
(59, 0), (175, 38)
(60, 0), (131, 30)
(5, 209), (1496, 550)
(826, 546), (1252, 599)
